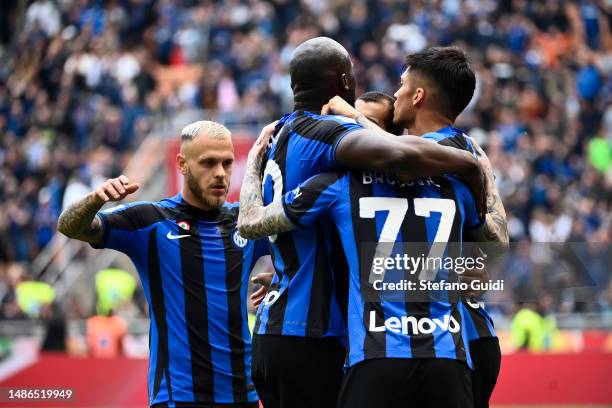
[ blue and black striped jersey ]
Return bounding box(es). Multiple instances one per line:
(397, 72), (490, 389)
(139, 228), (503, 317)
(281, 170), (482, 367)
(92, 194), (267, 406)
(255, 111), (362, 338)
(424, 126), (498, 342)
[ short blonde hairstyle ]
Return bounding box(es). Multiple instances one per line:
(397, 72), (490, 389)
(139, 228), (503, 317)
(180, 120), (231, 142)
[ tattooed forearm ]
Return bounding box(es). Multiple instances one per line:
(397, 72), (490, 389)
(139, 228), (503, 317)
(470, 171), (509, 257)
(238, 149), (296, 240)
(57, 193), (104, 244)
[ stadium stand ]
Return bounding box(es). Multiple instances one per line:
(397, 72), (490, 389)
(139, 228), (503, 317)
(0, 0), (609, 338)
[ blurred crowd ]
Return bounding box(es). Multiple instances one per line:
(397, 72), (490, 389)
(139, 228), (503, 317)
(0, 0), (610, 321)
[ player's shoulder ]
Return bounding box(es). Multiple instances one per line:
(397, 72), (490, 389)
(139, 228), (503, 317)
(423, 127), (475, 154)
(99, 199), (171, 230)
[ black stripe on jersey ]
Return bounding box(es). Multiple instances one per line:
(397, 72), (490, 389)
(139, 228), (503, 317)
(221, 232), (249, 403)
(437, 177), (468, 362)
(437, 134), (472, 153)
(291, 113), (355, 144)
(283, 172), (343, 227)
(179, 222), (215, 401)
(398, 184), (436, 359)
(330, 224), (349, 324)
(148, 227), (171, 401)
(467, 303), (495, 338)
(103, 203), (168, 230)
(305, 224), (334, 336)
(348, 173), (387, 359)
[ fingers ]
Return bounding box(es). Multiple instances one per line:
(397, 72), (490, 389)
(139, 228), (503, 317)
(110, 178), (126, 195)
(250, 286), (267, 309)
(125, 182), (140, 194)
(95, 187), (110, 203)
(96, 176), (138, 203)
(321, 103), (330, 115)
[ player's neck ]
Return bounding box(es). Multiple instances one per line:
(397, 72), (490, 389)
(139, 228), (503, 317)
(409, 111), (454, 136)
(293, 101), (323, 113)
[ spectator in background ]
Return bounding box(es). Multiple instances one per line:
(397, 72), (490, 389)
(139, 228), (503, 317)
(86, 309), (127, 358)
(0, 0), (609, 321)
(95, 267), (136, 317)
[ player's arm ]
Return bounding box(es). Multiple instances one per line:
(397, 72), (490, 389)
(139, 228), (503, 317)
(238, 123), (297, 240)
(57, 175), (139, 244)
(324, 96), (486, 216)
(466, 138), (509, 257)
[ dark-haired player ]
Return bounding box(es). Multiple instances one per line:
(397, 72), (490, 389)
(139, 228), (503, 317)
(354, 91), (404, 136)
(239, 116), (482, 408)
(242, 37), (486, 408)
(324, 46), (508, 408)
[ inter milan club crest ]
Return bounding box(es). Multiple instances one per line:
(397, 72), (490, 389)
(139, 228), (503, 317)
(232, 229), (248, 249)
(177, 220), (191, 231)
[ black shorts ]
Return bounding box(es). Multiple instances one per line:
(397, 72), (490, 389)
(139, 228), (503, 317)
(251, 334), (345, 408)
(469, 337), (501, 408)
(337, 358), (473, 408)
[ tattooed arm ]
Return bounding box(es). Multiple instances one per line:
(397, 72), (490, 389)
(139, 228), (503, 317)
(238, 123), (297, 240)
(57, 175), (139, 244)
(467, 139), (509, 257)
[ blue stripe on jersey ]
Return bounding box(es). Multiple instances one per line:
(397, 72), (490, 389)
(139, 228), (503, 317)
(200, 223), (234, 403)
(417, 186), (459, 361)
(371, 181), (413, 360)
(158, 224), (195, 402)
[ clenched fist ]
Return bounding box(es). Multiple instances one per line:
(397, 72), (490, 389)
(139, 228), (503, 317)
(92, 175), (140, 204)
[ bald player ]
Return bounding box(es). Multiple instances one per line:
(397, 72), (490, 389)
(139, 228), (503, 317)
(242, 37), (487, 408)
(58, 121), (268, 408)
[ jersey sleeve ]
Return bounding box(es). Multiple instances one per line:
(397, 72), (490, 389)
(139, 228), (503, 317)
(423, 132), (476, 155)
(448, 177), (483, 229)
(293, 113), (363, 167)
(90, 202), (158, 255)
(282, 172), (347, 228)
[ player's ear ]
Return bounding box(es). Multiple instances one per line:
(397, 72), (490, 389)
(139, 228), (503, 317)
(177, 153), (188, 175)
(413, 87), (425, 107)
(341, 73), (350, 91)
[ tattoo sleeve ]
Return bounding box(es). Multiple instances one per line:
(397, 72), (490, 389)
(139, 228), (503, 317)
(57, 193), (105, 244)
(469, 168), (509, 257)
(238, 149), (297, 240)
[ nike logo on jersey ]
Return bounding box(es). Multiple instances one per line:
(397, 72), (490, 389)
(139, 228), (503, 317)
(167, 232), (190, 240)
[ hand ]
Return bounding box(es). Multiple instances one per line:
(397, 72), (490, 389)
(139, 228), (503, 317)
(250, 272), (274, 309)
(321, 96), (360, 119)
(249, 121), (277, 161)
(460, 247), (490, 299)
(92, 175), (139, 204)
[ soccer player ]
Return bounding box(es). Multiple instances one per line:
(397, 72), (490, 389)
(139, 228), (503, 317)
(323, 47), (507, 408)
(241, 36), (487, 408)
(58, 121), (267, 408)
(353, 91), (404, 136)
(239, 121), (481, 408)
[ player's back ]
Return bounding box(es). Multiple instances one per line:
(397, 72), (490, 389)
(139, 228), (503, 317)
(255, 110), (362, 337)
(282, 169), (482, 367)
